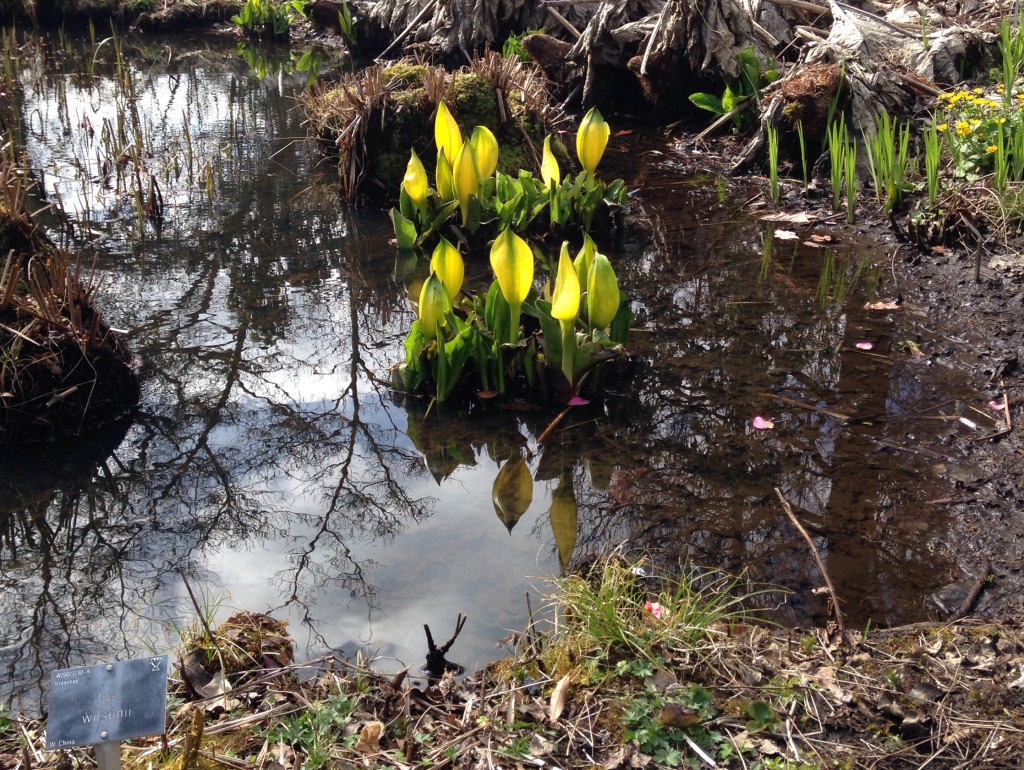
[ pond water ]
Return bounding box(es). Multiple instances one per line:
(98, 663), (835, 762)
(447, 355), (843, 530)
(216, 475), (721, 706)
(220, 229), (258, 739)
(0, 32), (983, 709)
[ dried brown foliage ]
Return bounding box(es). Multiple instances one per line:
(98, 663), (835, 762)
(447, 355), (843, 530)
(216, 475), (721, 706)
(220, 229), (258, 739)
(0, 158), (137, 445)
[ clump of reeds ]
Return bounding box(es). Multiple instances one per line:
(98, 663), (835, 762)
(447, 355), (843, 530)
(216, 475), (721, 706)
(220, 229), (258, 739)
(0, 155), (138, 445)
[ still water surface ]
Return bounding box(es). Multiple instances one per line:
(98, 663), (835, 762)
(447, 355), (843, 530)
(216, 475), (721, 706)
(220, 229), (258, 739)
(0, 33), (977, 708)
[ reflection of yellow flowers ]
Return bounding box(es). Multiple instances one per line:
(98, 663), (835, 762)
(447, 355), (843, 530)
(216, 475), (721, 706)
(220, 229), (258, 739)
(987, 144), (999, 153)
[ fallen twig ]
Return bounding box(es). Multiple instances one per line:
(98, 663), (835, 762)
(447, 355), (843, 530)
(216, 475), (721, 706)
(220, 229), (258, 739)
(375, 0), (440, 61)
(536, 405), (572, 444)
(761, 392), (851, 422)
(763, 0), (830, 16)
(950, 555), (992, 621)
(1000, 378), (1013, 432)
(775, 487), (846, 636)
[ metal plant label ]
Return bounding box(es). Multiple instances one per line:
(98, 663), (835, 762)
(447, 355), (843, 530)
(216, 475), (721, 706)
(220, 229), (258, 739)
(45, 656), (169, 750)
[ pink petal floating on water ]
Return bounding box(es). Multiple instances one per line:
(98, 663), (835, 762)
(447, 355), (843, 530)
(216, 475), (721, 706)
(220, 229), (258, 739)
(752, 415), (774, 430)
(990, 399), (1006, 411)
(855, 341), (874, 350)
(568, 396), (590, 407)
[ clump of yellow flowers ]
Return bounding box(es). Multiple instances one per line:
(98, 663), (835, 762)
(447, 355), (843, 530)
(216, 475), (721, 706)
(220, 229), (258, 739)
(936, 85), (1024, 182)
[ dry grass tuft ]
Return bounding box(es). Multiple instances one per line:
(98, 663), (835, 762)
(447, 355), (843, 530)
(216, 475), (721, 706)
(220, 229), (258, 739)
(0, 156), (138, 445)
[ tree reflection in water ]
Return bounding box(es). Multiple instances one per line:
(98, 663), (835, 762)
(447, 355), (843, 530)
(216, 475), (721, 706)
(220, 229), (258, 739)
(0, 32), (981, 711)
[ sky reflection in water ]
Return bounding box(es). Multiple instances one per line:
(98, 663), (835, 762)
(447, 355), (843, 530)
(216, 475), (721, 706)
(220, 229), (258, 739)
(0, 32), (977, 708)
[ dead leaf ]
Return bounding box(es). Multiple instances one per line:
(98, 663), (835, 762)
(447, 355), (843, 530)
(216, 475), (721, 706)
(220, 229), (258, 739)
(644, 667), (677, 692)
(864, 300), (901, 311)
(755, 738), (783, 756)
(773, 229), (799, 240)
(530, 733), (554, 756)
(276, 740), (297, 769)
(656, 703), (701, 728)
(809, 233), (835, 243)
(354, 721), (384, 754)
(549, 674), (570, 723)
(602, 747), (629, 770)
(760, 211), (813, 224)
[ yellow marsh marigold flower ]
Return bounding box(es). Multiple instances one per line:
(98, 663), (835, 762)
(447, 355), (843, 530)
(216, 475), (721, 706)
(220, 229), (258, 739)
(956, 121), (972, 136)
(937, 123), (948, 131)
(996, 117), (1007, 125)
(987, 144), (998, 153)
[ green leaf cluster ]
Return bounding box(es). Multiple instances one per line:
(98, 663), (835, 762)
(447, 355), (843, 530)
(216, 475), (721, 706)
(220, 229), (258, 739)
(689, 47), (778, 131)
(231, 0), (308, 39)
(392, 269), (633, 405)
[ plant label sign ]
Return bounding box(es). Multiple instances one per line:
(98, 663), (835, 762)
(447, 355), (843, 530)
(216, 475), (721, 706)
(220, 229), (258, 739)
(45, 656), (169, 750)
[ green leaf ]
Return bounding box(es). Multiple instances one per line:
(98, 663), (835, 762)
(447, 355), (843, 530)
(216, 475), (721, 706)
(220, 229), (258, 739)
(721, 84), (740, 113)
(417, 200), (459, 244)
(688, 92), (725, 115)
(609, 291), (632, 345)
(484, 279), (511, 343)
(744, 701), (778, 733)
(390, 208), (418, 249)
(529, 298), (562, 365)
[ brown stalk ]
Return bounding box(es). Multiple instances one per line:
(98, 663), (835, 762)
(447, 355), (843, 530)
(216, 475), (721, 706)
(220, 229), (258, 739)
(1, 249), (21, 310)
(774, 487), (846, 636)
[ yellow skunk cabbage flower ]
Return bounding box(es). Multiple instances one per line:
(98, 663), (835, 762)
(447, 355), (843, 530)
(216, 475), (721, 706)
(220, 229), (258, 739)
(453, 142), (479, 225)
(541, 135), (561, 188)
(576, 107), (610, 174)
(430, 237), (464, 300)
(470, 126), (499, 180)
(402, 149), (429, 205)
(434, 101), (463, 165)
(490, 227), (534, 345)
(552, 242), (581, 388)
(574, 233), (597, 292)
(587, 252), (620, 331)
(435, 151), (455, 203)
(418, 272), (452, 340)
(551, 242), (580, 321)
